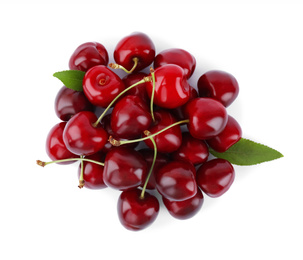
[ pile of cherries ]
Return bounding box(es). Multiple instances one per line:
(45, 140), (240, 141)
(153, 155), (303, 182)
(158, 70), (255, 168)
(38, 32), (242, 231)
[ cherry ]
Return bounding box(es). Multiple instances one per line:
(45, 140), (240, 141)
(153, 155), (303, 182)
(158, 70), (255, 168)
(197, 70), (239, 107)
(162, 187), (204, 220)
(77, 152), (107, 189)
(156, 161), (197, 201)
(122, 72), (149, 103)
(54, 86), (94, 121)
(46, 122), (77, 164)
(83, 65), (125, 108)
(196, 159), (235, 198)
(207, 115), (242, 152)
(69, 42), (109, 72)
(117, 189), (159, 231)
(154, 48), (196, 79)
(110, 95), (152, 139)
(103, 146), (148, 191)
(143, 110), (182, 153)
(184, 97), (228, 140)
(145, 64), (190, 109)
(63, 111), (108, 156)
(172, 132), (209, 165)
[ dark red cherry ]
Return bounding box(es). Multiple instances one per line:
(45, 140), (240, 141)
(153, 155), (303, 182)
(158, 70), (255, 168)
(172, 132), (209, 165)
(162, 187), (204, 220)
(111, 95), (152, 139)
(54, 86), (95, 121)
(46, 122), (77, 164)
(144, 110), (182, 153)
(114, 32), (155, 72)
(63, 111), (108, 156)
(122, 72), (149, 103)
(196, 159), (235, 198)
(184, 97), (228, 140)
(145, 64), (190, 109)
(156, 161), (197, 201)
(69, 42), (109, 72)
(207, 115), (242, 152)
(77, 152), (107, 189)
(83, 65), (125, 108)
(103, 147), (148, 191)
(117, 189), (159, 231)
(197, 70), (239, 107)
(154, 48), (196, 79)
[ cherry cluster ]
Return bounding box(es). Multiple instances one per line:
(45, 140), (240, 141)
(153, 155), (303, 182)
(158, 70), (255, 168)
(38, 32), (242, 231)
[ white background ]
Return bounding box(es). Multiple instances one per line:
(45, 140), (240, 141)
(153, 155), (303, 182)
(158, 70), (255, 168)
(1, 1), (302, 260)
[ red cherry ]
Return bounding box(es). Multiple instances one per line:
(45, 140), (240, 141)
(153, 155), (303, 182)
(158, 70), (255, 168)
(103, 147), (148, 191)
(63, 111), (108, 156)
(54, 86), (95, 121)
(144, 110), (182, 153)
(46, 122), (77, 164)
(122, 72), (149, 103)
(172, 132), (209, 165)
(184, 97), (228, 140)
(197, 70), (239, 107)
(156, 161), (197, 201)
(77, 152), (107, 189)
(207, 115), (242, 152)
(111, 95), (152, 139)
(145, 64), (190, 109)
(117, 189), (159, 231)
(114, 32), (155, 72)
(154, 48), (196, 79)
(69, 42), (109, 72)
(83, 65), (125, 108)
(196, 159), (235, 198)
(162, 188), (204, 220)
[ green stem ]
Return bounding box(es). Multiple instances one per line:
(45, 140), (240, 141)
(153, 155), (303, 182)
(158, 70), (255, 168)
(78, 155), (85, 189)
(150, 70), (156, 123)
(36, 158), (105, 167)
(109, 57), (139, 74)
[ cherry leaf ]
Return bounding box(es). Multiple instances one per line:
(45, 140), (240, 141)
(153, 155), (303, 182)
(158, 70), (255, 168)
(209, 138), (283, 166)
(53, 70), (85, 91)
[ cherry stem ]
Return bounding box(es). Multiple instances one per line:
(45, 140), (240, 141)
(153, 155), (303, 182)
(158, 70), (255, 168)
(150, 68), (156, 123)
(110, 119), (190, 146)
(36, 158), (105, 167)
(140, 134), (157, 199)
(93, 75), (152, 127)
(78, 155), (85, 189)
(109, 57), (139, 74)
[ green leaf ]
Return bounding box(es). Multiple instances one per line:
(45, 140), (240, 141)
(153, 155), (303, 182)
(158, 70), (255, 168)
(53, 70), (85, 91)
(209, 138), (283, 166)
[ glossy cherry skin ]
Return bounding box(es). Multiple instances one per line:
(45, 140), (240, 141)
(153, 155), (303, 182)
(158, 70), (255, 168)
(114, 32), (155, 72)
(54, 86), (95, 121)
(69, 42), (109, 72)
(172, 132), (209, 165)
(111, 95), (152, 139)
(145, 64), (190, 109)
(144, 110), (182, 153)
(162, 187), (204, 220)
(77, 152), (107, 189)
(184, 97), (228, 140)
(83, 65), (125, 108)
(103, 147), (148, 191)
(46, 122), (77, 164)
(196, 159), (235, 198)
(63, 111), (108, 156)
(198, 70), (239, 107)
(122, 72), (149, 103)
(154, 48), (196, 79)
(207, 115), (242, 152)
(117, 189), (159, 231)
(156, 161), (197, 201)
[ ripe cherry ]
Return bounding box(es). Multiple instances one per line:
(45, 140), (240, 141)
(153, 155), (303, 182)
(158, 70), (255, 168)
(197, 70), (239, 107)
(117, 189), (159, 231)
(162, 187), (204, 220)
(154, 48), (196, 79)
(196, 159), (235, 198)
(103, 146), (148, 191)
(122, 72), (149, 103)
(63, 111), (108, 156)
(69, 42), (109, 72)
(54, 86), (94, 121)
(207, 115), (242, 152)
